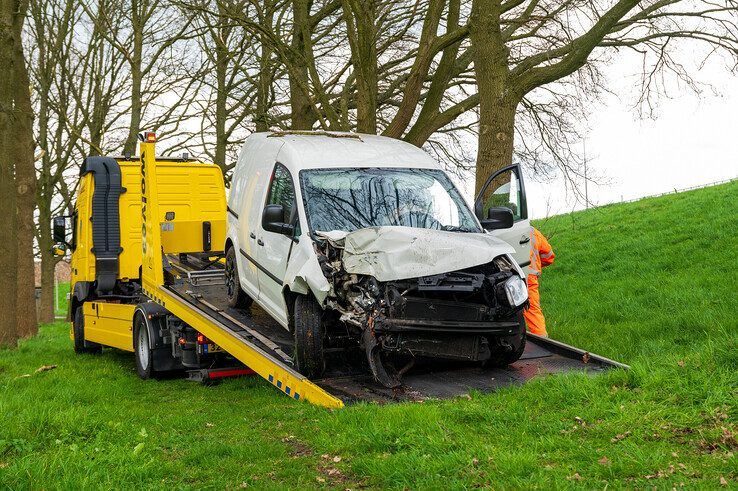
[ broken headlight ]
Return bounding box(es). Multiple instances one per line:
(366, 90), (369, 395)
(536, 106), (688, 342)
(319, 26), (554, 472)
(503, 276), (528, 307)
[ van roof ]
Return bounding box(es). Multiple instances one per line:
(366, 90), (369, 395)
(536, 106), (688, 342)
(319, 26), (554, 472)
(253, 131), (440, 171)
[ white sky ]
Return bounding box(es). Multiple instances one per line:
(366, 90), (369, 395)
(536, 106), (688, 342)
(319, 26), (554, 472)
(524, 58), (738, 219)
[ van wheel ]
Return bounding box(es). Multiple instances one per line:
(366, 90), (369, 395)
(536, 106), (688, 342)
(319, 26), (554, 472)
(133, 314), (154, 379)
(293, 295), (325, 379)
(225, 247), (253, 309)
(485, 311), (527, 368)
(73, 307), (101, 354)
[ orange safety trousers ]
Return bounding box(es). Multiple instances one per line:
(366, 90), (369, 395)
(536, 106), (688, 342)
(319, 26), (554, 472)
(524, 274), (548, 336)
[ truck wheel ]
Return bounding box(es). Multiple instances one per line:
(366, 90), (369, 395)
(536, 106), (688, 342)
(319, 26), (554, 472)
(486, 311), (527, 368)
(72, 307), (101, 354)
(225, 247), (253, 309)
(133, 314), (154, 379)
(293, 295), (325, 379)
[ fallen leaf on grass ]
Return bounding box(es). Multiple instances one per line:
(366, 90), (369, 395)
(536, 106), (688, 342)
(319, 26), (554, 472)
(720, 476), (728, 487)
(611, 431), (631, 443)
(133, 442), (145, 455)
(205, 422), (214, 428)
(582, 352), (590, 364)
(0, 462), (8, 469)
(598, 456), (611, 465)
(332, 456), (342, 463)
(677, 360), (685, 367)
(472, 458), (479, 466)
(316, 477), (326, 483)
(567, 473), (582, 481)
(35, 364), (57, 373)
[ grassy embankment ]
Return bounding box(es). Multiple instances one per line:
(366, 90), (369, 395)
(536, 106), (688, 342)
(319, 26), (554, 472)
(1, 181), (736, 488)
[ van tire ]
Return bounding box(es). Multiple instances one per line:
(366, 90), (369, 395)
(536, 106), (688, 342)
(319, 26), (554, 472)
(485, 311), (527, 368)
(293, 295), (325, 379)
(225, 247), (253, 309)
(133, 313), (154, 380)
(73, 307), (102, 355)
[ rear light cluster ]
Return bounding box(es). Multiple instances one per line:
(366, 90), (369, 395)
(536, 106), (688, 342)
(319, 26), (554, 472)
(196, 333), (211, 345)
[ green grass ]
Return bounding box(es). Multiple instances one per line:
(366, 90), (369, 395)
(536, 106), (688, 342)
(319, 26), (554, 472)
(55, 282), (70, 318)
(2, 182), (737, 489)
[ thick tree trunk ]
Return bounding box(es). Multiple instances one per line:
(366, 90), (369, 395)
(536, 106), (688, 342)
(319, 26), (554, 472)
(255, 7), (274, 132)
(0, 0), (18, 347)
(214, 37), (228, 172)
(343, 0), (377, 134)
(289, 0), (316, 130)
(13, 5), (37, 337)
(470, 0), (519, 194)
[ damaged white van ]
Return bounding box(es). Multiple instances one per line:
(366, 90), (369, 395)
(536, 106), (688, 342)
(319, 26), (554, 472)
(224, 131), (533, 387)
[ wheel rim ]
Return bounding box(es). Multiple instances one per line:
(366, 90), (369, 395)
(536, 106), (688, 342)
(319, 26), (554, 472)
(225, 254), (236, 299)
(138, 324), (150, 371)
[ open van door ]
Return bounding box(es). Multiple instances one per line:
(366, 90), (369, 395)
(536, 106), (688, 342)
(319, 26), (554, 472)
(474, 164), (532, 274)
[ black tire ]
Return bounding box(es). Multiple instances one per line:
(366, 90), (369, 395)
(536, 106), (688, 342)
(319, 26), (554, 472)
(486, 311), (527, 368)
(72, 307), (102, 354)
(133, 313), (154, 379)
(293, 295), (325, 378)
(225, 247), (253, 309)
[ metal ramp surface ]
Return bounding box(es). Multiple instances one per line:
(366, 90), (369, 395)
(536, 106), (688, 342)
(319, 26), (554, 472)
(170, 283), (628, 405)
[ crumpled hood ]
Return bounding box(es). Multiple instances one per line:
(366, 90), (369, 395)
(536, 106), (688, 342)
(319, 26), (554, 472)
(317, 226), (515, 282)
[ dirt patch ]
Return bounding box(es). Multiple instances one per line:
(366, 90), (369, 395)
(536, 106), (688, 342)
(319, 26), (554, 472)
(281, 435), (313, 459)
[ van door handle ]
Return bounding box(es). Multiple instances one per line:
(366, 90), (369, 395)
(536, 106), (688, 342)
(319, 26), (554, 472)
(257, 239), (264, 246)
(519, 236), (530, 245)
(250, 232), (256, 239)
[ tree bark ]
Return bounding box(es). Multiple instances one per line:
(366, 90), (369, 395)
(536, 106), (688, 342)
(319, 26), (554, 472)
(342, 0), (377, 134)
(12, 0), (37, 337)
(255, 5), (274, 132)
(289, 0), (317, 130)
(213, 8), (228, 172)
(123, 0), (144, 154)
(0, 0), (18, 347)
(470, 0), (519, 193)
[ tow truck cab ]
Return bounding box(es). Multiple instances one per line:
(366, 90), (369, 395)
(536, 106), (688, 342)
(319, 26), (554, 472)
(52, 141), (234, 372)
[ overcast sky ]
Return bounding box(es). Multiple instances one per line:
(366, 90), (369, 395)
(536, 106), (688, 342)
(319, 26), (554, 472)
(524, 56), (738, 219)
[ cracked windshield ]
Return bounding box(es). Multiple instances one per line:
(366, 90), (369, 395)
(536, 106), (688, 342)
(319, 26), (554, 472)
(300, 168), (480, 233)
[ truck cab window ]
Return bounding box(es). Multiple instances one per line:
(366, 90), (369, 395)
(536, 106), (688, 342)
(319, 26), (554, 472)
(266, 163), (295, 223)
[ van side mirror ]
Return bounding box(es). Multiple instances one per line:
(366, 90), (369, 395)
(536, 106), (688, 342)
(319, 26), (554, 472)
(262, 204), (295, 236)
(480, 207), (514, 230)
(53, 216), (67, 243)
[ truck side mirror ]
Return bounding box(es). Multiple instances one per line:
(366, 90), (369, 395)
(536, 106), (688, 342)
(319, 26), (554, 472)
(480, 207), (514, 231)
(53, 216), (67, 243)
(262, 204), (295, 236)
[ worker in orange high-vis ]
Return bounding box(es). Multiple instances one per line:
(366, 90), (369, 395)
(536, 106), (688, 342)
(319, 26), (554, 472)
(525, 227), (555, 337)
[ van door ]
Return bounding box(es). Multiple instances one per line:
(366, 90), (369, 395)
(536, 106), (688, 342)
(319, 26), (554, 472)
(253, 162), (296, 328)
(474, 164), (532, 274)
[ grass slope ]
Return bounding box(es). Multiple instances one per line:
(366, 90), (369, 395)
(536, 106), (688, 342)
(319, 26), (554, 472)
(2, 182), (737, 489)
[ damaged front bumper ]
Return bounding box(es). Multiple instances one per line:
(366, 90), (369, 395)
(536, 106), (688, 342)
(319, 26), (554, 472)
(314, 228), (528, 387)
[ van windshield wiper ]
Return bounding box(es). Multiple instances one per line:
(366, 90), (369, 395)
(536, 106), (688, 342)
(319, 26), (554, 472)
(440, 225), (476, 233)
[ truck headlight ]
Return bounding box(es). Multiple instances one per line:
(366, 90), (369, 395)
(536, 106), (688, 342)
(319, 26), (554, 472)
(504, 276), (528, 307)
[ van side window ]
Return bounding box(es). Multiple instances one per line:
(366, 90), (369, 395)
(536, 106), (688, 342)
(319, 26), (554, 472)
(266, 163), (295, 223)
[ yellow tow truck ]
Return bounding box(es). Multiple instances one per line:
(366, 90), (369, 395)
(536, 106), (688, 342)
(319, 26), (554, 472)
(52, 131), (626, 408)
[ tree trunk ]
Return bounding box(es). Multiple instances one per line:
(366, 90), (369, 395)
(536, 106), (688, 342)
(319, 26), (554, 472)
(289, 0), (316, 130)
(13, 0), (37, 337)
(0, 0), (18, 347)
(214, 33), (228, 172)
(255, 6), (274, 132)
(470, 0), (518, 194)
(123, 0), (144, 154)
(343, 0), (377, 134)
(37, 198), (56, 323)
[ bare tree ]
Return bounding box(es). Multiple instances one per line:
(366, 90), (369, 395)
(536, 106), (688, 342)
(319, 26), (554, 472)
(0, 0), (19, 347)
(13, 0), (37, 338)
(469, 0), (738, 192)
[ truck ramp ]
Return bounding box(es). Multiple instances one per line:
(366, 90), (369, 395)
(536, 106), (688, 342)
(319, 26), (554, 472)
(169, 282), (628, 405)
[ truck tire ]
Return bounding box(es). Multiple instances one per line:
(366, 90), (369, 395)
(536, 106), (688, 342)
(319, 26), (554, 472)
(225, 247), (253, 309)
(485, 311), (527, 368)
(72, 307), (102, 354)
(293, 295), (325, 379)
(133, 313), (155, 379)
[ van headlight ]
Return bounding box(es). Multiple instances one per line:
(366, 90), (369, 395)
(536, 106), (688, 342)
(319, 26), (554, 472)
(504, 276), (528, 307)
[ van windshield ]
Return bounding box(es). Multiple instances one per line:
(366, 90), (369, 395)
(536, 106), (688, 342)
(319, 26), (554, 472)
(300, 168), (480, 233)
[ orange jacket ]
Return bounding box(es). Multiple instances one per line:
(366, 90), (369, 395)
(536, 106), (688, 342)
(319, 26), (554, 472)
(529, 227), (555, 277)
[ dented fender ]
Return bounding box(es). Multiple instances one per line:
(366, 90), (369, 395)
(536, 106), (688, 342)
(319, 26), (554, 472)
(282, 236), (331, 305)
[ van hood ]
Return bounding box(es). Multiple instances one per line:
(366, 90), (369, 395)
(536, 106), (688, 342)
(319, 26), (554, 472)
(316, 226), (515, 282)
